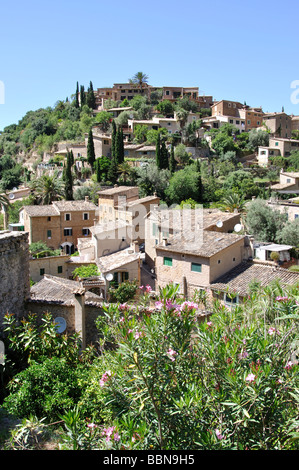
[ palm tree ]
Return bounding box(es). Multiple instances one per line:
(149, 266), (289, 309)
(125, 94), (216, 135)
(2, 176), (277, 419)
(117, 162), (134, 184)
(219, 192), (246, 213)
(129, 72), (149, 92)
(32, 171), (64, 205)
(0, 193), (10, 230)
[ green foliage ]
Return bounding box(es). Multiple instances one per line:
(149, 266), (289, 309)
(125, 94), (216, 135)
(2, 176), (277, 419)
(245, 198), (288, 242)
(3, 358), (88, 421)
(277, 218), (299, 247)
(136, 162), (170, 200)
(83, 285), (299, 450)
(72, 264), (100, 279)
(29, 241), (60, 258)
(64, 151), (74, 200)
(87, 129), (96, 168)
(156, 100), (174, 116)
(109, 280), (138, 304)
(165, 164), (201, 205)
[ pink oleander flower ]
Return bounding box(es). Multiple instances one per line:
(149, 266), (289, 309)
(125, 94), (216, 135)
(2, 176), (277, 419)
(238, 349), (249, 360)
(114, 432), (120, 442)
(285, 361), (293, 370)
(128, 329), (133, 334)
(99, 370), (112, 387)
(215, 429), (224, 440)
(119, 303), (127, 310)
(119, 316), (125, 323)
(245, 373), (256, 383)
(139, 285), (144, 290)
(268, 327), (280, 336)
(134, 331), (142, 339)
(277, 378), (283, 384)
(275, 296), (289, 302)
(87, 422), (98, 430)
(167, 348), (177, 361)
(145, 285), (152, 292)
(155, 301), (163, 310)
(207, 321), (212, 327)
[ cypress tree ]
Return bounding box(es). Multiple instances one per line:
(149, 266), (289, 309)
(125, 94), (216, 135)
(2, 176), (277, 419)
(65, 151), (73, 201)
(75, 82), (79, 108)
(117, 127), (124, 164)
(169, 143), (176, 173)
(111, 120), (117, 159)
(160, 139), (169, 170)
(86, 81), (96, 109)
(80, 85), (86, 108)
(196, 159), (203, 204)
(87, 128), (96, 170)
(156, 132), (162, 169)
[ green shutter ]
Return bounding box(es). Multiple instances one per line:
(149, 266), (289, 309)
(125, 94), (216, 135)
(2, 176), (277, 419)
(163, 256), (173, 267)
(58, 266), (63, 274)
(191, 262), (202, 272)
(47, 230), (51, 238)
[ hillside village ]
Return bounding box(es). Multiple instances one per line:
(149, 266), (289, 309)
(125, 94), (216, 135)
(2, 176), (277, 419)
(1, 74), (299, 324)
(0, 73), (299, 450)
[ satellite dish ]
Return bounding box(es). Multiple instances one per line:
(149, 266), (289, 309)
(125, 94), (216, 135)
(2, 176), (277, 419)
(13, 187), (17, 191)
(54, 317), (67, 334)
(106, 273), (113, 282)
(9, 193), (15, 200)
(216, 220), (223, 228)
(234, 223), (242, 232)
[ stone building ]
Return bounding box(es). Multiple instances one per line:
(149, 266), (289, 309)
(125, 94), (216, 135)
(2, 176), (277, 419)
(26, 275), (104, 347)
(19, 198), (98, 254)
(0, 231), (30, 323)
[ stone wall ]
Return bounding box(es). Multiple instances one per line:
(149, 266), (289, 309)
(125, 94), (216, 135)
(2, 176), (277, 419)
(0, 231), (30, 324)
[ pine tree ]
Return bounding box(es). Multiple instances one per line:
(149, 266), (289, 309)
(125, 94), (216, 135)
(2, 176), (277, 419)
(169, 143), (176, 173)
(65, 151), (74, 201)
(75, 82), (79, 108)
(156, 132), (162, 169)
(111, 120), (117, 159)
(87, 128), (96, 170)
(86, 81), (96, 109)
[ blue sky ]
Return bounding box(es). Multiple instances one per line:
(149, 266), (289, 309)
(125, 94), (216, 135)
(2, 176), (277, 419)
(1, 0), (299, 131)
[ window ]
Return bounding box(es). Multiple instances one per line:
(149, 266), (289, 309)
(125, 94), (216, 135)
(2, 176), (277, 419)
(257, 121), (260, 125)
(247, 120), (251, 124)
(228, 103), (231, 107)
(233, 257), (236, 262)
(191, 262), (202, 272)
(229, 119), (234, 124)
(236, 120), (240, 124)
(40, 268), (45, 276)
(83, 212), (89, 220)
(275, 142), (279, 146)
(287, 178), (291, 183)
(218, 260), (221, 264)
(47, 230), (52, 239)
(47, 216), (51, 221)
(295, 214), (299, 219)
(163, 256), (173, 267)
(225, 293), (239, 306)
(166, 90), (170, 95)
(64, 228), (72, 236)
(82, 228), (90, 236)
(65, 213), (71, 221)
(58, 266), (63, 274)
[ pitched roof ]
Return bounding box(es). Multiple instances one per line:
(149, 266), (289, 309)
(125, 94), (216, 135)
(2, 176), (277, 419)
(97, 248), (140, 273)
(97, 186), (138, 196)
(210, 262), (299, 297)
(22, 205), (60, 217)
(52, 200), (97, 212)
(156, 230), (245, 258)
(29, 275), (103, 306)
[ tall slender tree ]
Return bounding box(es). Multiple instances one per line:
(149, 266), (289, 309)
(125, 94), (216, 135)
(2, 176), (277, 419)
(156, 132), (162, 169)
(169, 143), (176, 174)
(87, 128), (96, 170)
(160, 139), (169, 170)
(196, 159), (203, 204)
(75, 82), (79, 108)
(87, 81), (96, 109)
(65, 151), (74, 200)
(80, 85), (86, 108)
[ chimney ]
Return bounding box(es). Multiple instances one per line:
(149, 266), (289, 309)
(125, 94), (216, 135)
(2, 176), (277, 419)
(73, 288), (86, 350)
(133, 240), (139, 253)
(85, 196), (89, 202)
(163, 237), (168, 246)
